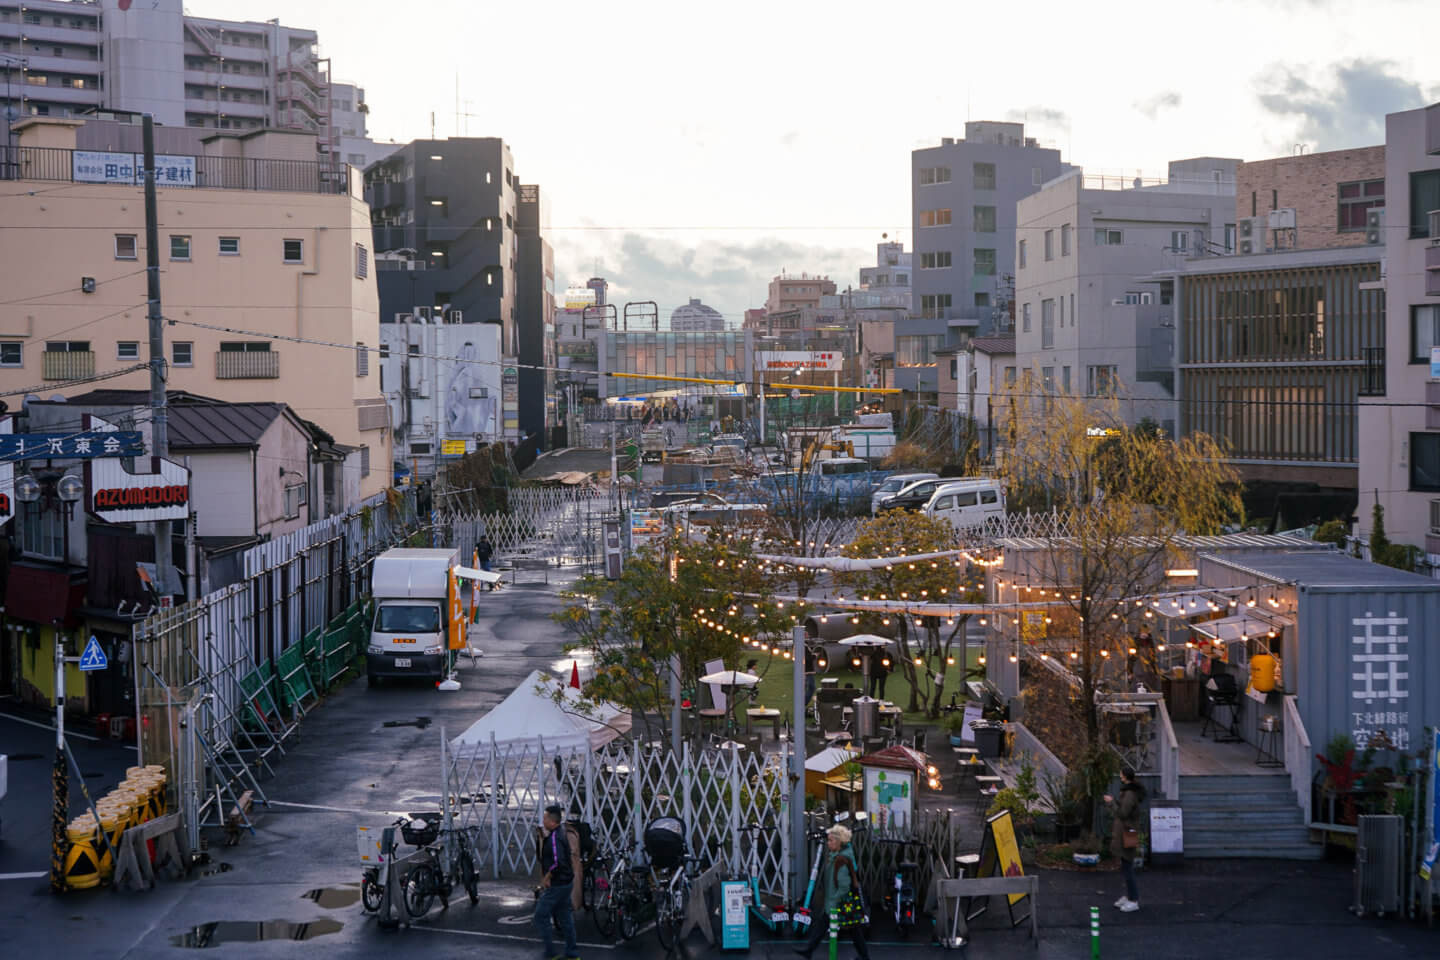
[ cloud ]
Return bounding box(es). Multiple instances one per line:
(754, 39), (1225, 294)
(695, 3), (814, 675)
(1005, 106), (1068, 130)
(1134, 91), (1182, 119)
(1256, 58), (1425, 150)
(779, 130), (800, 148)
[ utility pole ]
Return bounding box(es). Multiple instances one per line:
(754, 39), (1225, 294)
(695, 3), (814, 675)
(143, 116), (172, 605)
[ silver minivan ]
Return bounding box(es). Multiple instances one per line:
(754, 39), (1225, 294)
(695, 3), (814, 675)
(870, 472), (939, 515)
(922, 479), (1006, 530)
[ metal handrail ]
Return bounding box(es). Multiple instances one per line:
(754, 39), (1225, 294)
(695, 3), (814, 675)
(1283, 694), (1312, 824)
(1155, 697), (1180, 802)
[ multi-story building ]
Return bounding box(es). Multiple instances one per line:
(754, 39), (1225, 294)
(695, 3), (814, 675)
(1173, 148), (1385, 505)
(958, 335), (1015, 458)
(0, 117), (389, 499)
(0, 0), (351, 167)
(1360, 102), (1440, 554)
(365, 138), (522, 437)
(330, 81), (398, 171)
(859, 241), (911, 294)
(764, 272), (836, 314)
(516, 182), (556, 443)
(670, 298), (725, 332)
(911, 122), (1068, 334)
(1014, 159), (1238, 431)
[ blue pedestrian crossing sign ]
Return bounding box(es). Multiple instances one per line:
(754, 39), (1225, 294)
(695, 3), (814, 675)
(78, 635), (108, 671)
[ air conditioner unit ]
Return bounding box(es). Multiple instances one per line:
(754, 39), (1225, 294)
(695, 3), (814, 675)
(1267, 207), (1297, 231)
(1237, 216), (1265, 255)
(1111, 298), (1127, 306)
(393, 312), (413, 324)
(415, 306), (433, 321)
(1366, 207), (1386, 245)
(1429, 210), (1440, 242)
(448, 309), (464, 324)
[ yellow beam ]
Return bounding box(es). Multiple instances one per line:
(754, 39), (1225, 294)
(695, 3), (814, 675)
(604, 371), (900, 395)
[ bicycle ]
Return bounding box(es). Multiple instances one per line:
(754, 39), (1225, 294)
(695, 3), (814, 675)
(877, 837), (919, 938)
(361, 813), (480, 920)
(653, 853), (704, 950)
(593, 840), (652, 941)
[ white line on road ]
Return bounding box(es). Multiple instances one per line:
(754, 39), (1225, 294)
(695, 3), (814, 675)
(0, 872), (48, 880)
(0, 712), (140, 749)
(412, 924), (617, 950)
(266, 799), (393, 816)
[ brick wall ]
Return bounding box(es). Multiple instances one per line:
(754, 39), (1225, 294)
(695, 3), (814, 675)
(1235, 145), (1386, 250)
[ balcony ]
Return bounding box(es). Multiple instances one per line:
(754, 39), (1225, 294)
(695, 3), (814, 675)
(215, 350), (279, 379)
(1426, 244), (1440, 297)
(42, 350), (94, 381)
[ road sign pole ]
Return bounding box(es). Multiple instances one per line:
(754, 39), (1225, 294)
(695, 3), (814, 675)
(50, 632), (66, 892)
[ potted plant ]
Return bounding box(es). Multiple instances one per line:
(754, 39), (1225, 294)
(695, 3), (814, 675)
(1315, 732), (1361, 825)
(1043, 768), (1088, 844)
(1072, 832), (1101, 867)
(987, 757), (1042, 836)
(944, 710), (969, 747)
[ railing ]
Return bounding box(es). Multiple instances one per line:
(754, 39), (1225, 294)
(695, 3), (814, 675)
(42, 350), (95, 381)
(215, 350), (279, 379)
(1156, 696), (1180, 802)
(1360, 346), (1386, 396)
(0, 145), (348, 194)
(1283, 694), (1312, 825)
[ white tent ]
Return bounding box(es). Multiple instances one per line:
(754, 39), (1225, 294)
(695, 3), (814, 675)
(449, 670), (630, 753)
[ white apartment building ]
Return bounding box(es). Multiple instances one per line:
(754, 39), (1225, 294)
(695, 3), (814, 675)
(0, 0), (350, 162)
(1013, 159), (1238, 432)
(1358, 102), (1440, 555)
(330, 81), (398, 171)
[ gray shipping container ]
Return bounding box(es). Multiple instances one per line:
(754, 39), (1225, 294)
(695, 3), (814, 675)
(1200, 551), (1440, 762)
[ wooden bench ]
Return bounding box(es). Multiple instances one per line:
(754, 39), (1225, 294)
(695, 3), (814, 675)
(224, 790), (254, 847)
(113, 812), (186, 891)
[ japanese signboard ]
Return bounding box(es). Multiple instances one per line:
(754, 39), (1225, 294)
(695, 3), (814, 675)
(1350, 610), (1410, 751)
(441, 439), (468, 457)
(502, 363), (519, 433)
(628, 508), (665, 551)
(756, 350), (843, 372)
(0, 431), (145, 461)
(83, 416), (190, 523)
(0, 418), (12, 526)
(73, 151), (197, 187)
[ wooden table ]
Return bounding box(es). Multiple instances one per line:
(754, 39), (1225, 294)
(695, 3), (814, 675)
(746, 707), (781, 739)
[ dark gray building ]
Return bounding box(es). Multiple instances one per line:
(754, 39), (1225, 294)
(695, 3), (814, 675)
(516, 183), (556, 445)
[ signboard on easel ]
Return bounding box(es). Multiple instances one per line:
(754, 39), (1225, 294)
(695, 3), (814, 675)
(1149, 806), (1184, 864)
(975, 809), (1031, 927)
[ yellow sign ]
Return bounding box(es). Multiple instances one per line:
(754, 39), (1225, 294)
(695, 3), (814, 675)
(442, 439), (467, 457)
(1021, 611), (1047, 642)
(447, 567), (466, 651)
(980, 809), (1027, 906)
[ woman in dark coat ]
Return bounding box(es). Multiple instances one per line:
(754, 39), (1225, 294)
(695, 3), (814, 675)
(1105, 765), (1146, 912)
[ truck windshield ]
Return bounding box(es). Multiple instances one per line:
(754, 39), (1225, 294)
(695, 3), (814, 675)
(375, 604), (441, 633)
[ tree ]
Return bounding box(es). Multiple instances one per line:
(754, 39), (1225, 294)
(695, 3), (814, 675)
(554, 529), (792, 741)
(994, 387), (1243, 744)
(834, 511), (985, 716)
(1368, 501), (1415, 571)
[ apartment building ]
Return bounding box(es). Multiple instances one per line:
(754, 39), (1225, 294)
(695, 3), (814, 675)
(516, 182), (556, 443)
(765, 272), (836, 315)
(330, 81), (398, 171)
(1014, 159), (1238, 431)
(1359, 102), (1440, 554)
(670, 298), (725, 332)
(0, 0), (347, 164)
(0, 117), (389, 500)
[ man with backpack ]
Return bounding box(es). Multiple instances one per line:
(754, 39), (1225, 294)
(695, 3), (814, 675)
(793, 824), (871, 959)
(534, 805), (579, 960)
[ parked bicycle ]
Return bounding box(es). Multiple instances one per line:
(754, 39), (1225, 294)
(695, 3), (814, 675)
(591, 839), (653, 940)
(359, 813), (479, 920)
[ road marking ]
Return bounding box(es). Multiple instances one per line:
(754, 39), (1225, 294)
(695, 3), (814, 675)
(0, 713), (140, 750)
(267, 799), (393, 816)
(0, 872), (48, 880)
(411, 924), (616, 950)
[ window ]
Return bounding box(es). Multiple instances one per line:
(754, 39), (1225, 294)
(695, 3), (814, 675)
(356, 342), (369, 377)
(410, 442), (433, 455)
(172, 342), (193, 367)
(919, 208), (952, 227)
(1004, 366), (1017, 387)
(0, 342), (21, 367)
(973, 162), (996, 190)
(1087, 365), (1119, 396)
(169, 235), (191, 260)
(1022, 302), (1032, 333)
(1169, 231), (1189, 253)
(1360, 346), (1386, 397)
(1061, 223), (1071, 256)
(896, 273), (907, 285)
(1059, 296), (1064, 326)
(116, 341), (139, 360)
(980, 489), (998, 505)
(1041, 299), (1055, 349)
(360, 445), (371, 478)
(896, 334), (945, 365)
(974, 292), (990, 308)
(220, 341), (271, 352)
(1411, 434), (1440, 491)
(974, 248), (996, 276)
(283, 238), (304, 263)
(1410, 171), (1440, 238)
(1062, 366), (1071, 394)
(1094, 228), (1123, 246)
(1224, 223), (1236, 253)
(1032, 167), (1043, 186)
(379, 342), (390, 359)
(1070, 294), (1075, 324)
(283, 482), (306, 520)
(115, 234), (137, 260)
(355, 243), (369, 279)
(1411, 305), (1440, 363)
(1044, 229), (1054, 261)
(920, 251), (952, 269)
(46, 340), (89, 353)
(973, 205), (996, 233)
(919, 293), (952, 319)
(218, 236), (240, 255)
(918, 166), (951, 185)
(1018, 239), (1027, 269)
(1042, 367), (1055, 396)
(21, 502), (64, 561)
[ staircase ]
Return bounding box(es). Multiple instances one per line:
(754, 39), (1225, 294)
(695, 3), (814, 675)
(1177, 774), (1322, 860)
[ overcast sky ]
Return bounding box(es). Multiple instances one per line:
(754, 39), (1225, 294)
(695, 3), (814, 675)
(195, 0), (1439, 325)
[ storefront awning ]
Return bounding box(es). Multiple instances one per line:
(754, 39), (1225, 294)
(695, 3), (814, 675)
(5, 564), (86, 628)
(1149, 591), (1233, 619)
(1191, 612), (1293, 643)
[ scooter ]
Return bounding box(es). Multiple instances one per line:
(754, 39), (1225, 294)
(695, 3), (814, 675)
(792, 811), (868, 935)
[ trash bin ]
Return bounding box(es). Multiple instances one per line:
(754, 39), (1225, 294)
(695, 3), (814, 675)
(970, 720), (1004, 758)
(851, 696), (881, 739)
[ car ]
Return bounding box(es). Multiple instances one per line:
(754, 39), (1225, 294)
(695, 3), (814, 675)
(877, 476), (949, 513)
(870, 472), (939, 515)
(922, 479), (1006, 530)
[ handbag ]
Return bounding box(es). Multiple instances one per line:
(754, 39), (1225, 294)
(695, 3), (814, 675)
(1121, 826), (1140, 850)
(832, 855), (868, 929)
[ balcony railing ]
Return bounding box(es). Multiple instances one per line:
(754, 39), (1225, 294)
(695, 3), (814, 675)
(0, 145), (348, 194)
(42, 350), (95, 381)
(215, 350), (279, 379)
(1359, 346), (1386, 397)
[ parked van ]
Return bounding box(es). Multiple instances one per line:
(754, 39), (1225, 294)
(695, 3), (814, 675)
(870, 472), (939, 515)
(923, 479), (1006, 530)
(367, 547), (461, 686)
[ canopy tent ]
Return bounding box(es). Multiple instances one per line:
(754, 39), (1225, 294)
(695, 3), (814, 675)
(449, 669), (630, 753)
(805, 745), (859, 796)
(1190, 612), (1293, 644)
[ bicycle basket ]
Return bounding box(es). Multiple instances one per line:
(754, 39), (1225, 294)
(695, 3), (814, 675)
(643, 817), (686, 870)
(402, 814), (442, 846)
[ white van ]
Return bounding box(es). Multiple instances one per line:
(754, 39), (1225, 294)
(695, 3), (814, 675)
(923, 480), (1006, 530)
(870, 472), (939, 515)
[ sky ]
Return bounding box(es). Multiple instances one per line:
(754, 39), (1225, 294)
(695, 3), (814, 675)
(194, 0), (1440, 326)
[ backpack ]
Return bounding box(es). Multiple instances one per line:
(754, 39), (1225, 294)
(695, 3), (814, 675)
(566, 820), (594, 860)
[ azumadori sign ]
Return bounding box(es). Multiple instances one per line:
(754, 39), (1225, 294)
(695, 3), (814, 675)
(82, 416), (191, 523)
(756, 351), (844, 372)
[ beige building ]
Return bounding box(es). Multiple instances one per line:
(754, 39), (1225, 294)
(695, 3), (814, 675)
(0, 117), (390, 499)
(764, 272), (837, 314)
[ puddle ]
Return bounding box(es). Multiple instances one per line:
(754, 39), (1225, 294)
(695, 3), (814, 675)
(170, 918), (343, 948)
(382, 716), (432, 729)
(302, 885), (361, 909)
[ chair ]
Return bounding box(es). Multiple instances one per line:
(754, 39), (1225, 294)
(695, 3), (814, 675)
(1107, 714), (1149, 772)
(1201, 673), (1242, 743)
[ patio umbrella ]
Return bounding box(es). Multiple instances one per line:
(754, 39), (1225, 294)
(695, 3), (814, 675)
(698, 669), (760, 736)
(838, 635), (893, 694)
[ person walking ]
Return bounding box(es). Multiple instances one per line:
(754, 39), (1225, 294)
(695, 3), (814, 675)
(476, 535), (495, 590)
(534, 805), (580, 960)
(868, 652), (891, 700)
(793, 824), (871, 959)
(1105, 765), (1146, 913)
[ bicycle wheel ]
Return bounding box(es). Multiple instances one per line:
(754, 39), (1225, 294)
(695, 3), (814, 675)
(403, 863), (438, 919)
(617, 891), (640, 941)
(654, 893), (677, 950)
(458, 848), (479, 906)
(361, 871), (384, 913)
(592, 883), (616, 938)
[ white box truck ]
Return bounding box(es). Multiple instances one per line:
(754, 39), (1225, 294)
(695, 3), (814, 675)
(367, 547), (461, 686)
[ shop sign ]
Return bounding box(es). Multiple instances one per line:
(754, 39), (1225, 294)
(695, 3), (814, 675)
(73, 151), (196, 186)
(0, 430), (144, 460)
(1350, 610), (1410, 750)
(0, 418), (12, 526)
(1431, 346), (1440, 380)
(441, 439), (468, 457)
(757, 350), (843, 372)
(84, 415), (190, 522)
(628, 508), (664, 550)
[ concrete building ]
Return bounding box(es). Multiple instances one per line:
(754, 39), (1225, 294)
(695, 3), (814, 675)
(859, 241), (911, 295)
(959, 335), (1015, 458)
(516, 182), (556, 443)
(911, 121), (1069, 338)
(330, 81), (398, 171)
(0, 117), (389, 500)
(1014, 159), (1238, 431)
(0, 0), (352, 165)
(381, 319), (503, 481)
(1359, 102), (1440, 555)
(670, 298), (725, 332)
(365, 138), (522, 437)
(1235, 147), (1386, 252)
(765, 272), (836, 314)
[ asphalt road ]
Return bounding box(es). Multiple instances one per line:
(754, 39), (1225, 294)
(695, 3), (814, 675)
(3, 571), (1439, 958)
